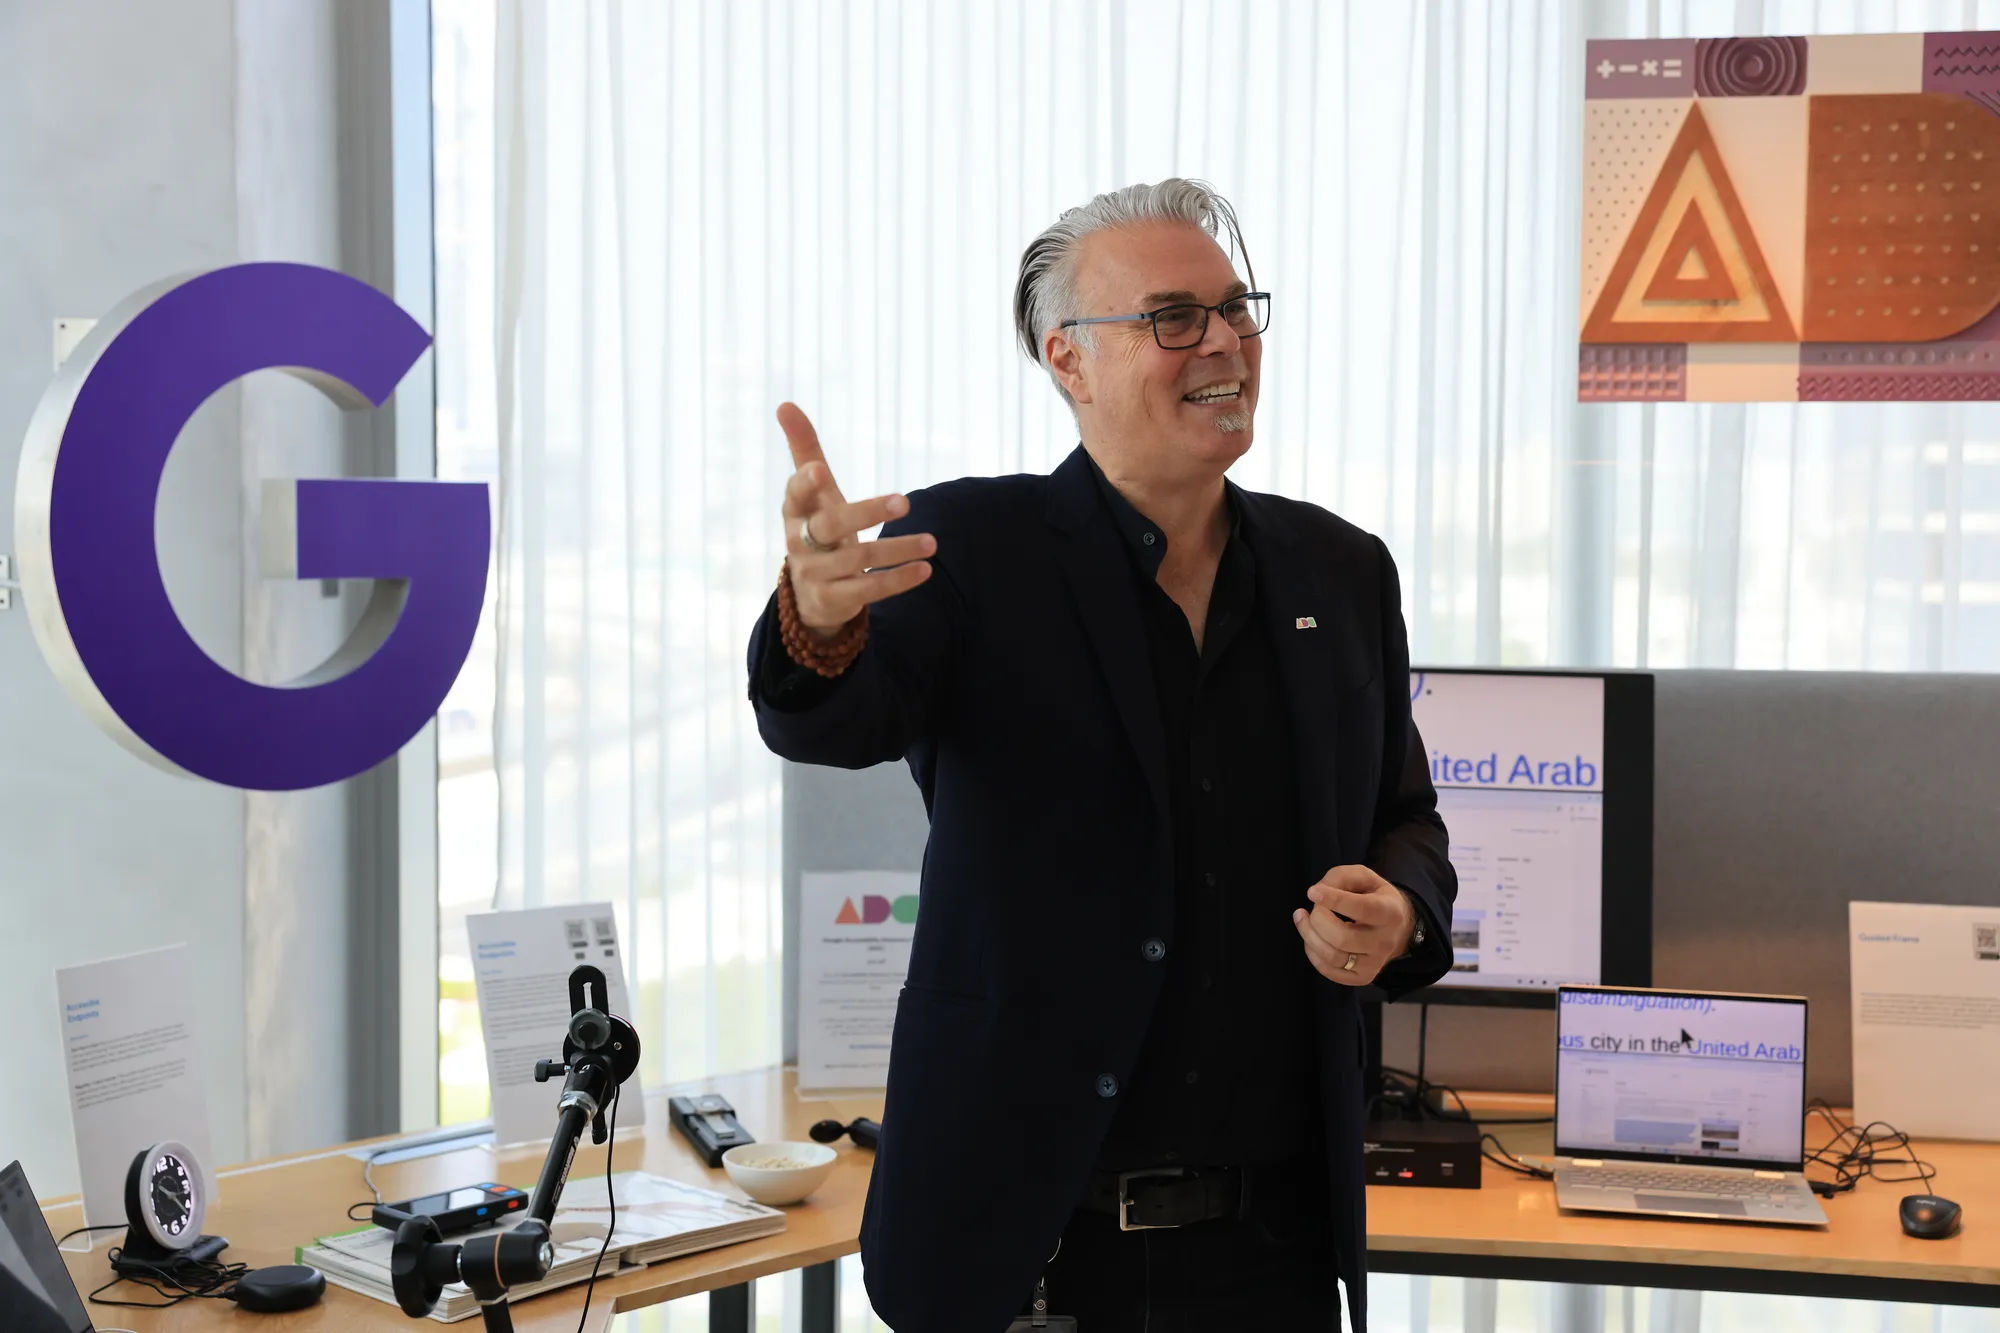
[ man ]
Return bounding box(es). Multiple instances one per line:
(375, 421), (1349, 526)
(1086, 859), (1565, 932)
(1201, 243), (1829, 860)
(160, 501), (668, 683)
(747, 179), (1454, 1332)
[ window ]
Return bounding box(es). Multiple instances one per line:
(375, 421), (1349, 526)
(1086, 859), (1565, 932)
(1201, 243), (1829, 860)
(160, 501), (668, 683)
(433, 0), (501, 1123)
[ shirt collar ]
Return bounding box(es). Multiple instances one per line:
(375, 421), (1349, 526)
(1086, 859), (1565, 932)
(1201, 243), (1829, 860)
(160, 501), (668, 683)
(1079, 447), (1242, 580)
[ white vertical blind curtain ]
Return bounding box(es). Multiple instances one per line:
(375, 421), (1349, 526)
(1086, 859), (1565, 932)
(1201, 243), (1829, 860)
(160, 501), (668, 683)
(480, 0), (2000, 1082)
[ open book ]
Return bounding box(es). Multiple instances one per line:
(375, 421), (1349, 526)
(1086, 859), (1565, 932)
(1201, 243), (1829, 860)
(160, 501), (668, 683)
(297, 1172), (786, 1322)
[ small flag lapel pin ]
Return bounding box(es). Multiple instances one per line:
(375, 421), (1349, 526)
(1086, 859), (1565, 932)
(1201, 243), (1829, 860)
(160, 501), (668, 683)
(1294, 616), (1317, 629)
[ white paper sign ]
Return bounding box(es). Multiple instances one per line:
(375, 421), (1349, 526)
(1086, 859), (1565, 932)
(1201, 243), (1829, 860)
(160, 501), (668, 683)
(466, 904), (647, 1147)
(798, 871), (919, 1091)
(55, 944), (217, 1231)
(1851, 901), (2000, 1141)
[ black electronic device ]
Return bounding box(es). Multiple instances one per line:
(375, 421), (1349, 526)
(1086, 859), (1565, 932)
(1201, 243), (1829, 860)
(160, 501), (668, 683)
(228, 1263), (327, 1312)
(0, 1160), (94, 1333)
(1399, 667), (1655, 1007)
(670, 1094), (756, 1168)
(1361, 1118), (1482, 1189)
(384, 963), (641, 1331)
(808, 1116), (881, 1150)
(1362, 668), (1656, 1122)
(375, 1182), (527, 1238)
(1900, 1194), (1963, 1240)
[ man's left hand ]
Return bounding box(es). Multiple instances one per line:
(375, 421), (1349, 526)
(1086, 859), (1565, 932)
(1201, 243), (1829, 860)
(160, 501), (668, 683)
(1292, 865), (1417, 987)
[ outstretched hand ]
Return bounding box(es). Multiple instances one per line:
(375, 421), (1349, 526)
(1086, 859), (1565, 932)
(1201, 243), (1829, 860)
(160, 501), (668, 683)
(778, 402), (936, 640)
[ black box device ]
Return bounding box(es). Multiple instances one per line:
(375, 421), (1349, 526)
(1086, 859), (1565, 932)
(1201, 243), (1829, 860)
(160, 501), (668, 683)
(1361, 1119), (1482, 1189)
(379, 1182), (527, 1236)
(670, 1093), (755, 1168)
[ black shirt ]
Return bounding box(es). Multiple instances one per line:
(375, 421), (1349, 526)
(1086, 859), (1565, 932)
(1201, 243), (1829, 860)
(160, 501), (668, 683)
(1083, 455), (1317, 1171)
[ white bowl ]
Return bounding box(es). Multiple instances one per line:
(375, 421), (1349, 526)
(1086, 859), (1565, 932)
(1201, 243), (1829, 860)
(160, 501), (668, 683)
(721, 1141), (838, 1205)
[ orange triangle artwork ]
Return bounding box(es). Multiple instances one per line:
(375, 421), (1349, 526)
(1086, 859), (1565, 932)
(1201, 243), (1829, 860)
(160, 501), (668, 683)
(1583, 102), (1797, 343)
(835, 897), (862, 924)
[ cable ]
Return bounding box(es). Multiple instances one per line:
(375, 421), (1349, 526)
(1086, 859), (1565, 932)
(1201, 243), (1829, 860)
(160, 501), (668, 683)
(88, 1247), (250, 1309)
(1393, 1008), (1552, 1167)
(344, 1140), (402, 1221)
(1377, 1066), (1555, 1127)
(53, 1223), (127, 1251)
(1802, 1100), (1935, 1198)
(1370, 1005), (1553, 1127)
(1479, 1133), (1554, 1181)
(1414, 1003), (1429, 1111)
(573, 1083), (622, 1333)
(59, 1221), (255, 1311)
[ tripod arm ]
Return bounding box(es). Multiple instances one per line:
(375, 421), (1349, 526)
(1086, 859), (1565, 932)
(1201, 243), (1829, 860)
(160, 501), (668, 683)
(527, 1057), (614, 1227)
(386, 965), (641, 1322)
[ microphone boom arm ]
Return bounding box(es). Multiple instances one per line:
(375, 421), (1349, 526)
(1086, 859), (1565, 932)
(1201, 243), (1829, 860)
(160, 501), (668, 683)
(387, 965), (642, 1331)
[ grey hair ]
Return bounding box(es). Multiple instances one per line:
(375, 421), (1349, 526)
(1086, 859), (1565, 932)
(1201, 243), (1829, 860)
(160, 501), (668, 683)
(1013, 178), (1256, 408)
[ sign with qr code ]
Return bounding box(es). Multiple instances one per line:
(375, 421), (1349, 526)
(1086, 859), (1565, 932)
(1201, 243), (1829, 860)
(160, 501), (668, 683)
(468, 903), (646, 1144)
(1853, 902), (2000, 1141)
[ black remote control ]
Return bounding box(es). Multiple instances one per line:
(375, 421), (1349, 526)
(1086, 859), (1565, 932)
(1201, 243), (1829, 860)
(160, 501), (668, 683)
(669, 1093), (755, 1168)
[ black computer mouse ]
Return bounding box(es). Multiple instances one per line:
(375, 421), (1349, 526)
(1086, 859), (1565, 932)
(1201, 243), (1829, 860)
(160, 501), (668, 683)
(1900, 1194), (1962, 1240)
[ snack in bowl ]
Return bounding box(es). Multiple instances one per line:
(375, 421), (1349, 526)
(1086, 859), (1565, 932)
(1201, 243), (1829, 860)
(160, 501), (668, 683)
(722, 1140), (838, 1205)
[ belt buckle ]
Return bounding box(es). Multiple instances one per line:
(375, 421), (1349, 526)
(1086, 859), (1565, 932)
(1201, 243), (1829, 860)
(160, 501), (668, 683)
(1116, 1167), (1187, 1232)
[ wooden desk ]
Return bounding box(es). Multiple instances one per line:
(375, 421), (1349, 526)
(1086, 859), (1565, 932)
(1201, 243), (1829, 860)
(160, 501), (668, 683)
(47, 1068), (882, 1332)
(42, 1075), (2000, 1330)
(1371, 1092), (2000, 1307)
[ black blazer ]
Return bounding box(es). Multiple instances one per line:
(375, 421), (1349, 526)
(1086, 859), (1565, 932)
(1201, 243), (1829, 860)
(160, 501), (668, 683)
(748, 445), (1454, 1333)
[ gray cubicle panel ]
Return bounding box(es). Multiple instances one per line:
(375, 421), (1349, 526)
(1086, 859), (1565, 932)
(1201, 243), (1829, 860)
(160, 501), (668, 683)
(781, 669), (2000, 1105)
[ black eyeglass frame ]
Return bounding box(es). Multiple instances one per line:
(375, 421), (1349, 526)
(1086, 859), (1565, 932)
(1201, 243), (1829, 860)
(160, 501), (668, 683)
(1058, 291), (1271, 351)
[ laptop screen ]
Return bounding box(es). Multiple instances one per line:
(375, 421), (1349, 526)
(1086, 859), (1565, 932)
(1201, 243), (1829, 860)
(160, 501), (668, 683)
(1555, 987), (1809, 1170)
(0, 1162), (93, 1333)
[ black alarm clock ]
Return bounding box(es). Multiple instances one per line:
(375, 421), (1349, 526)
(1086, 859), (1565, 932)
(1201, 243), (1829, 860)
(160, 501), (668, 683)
(115, 1140), (326, 1313)
(122, 1139), (211, 1262)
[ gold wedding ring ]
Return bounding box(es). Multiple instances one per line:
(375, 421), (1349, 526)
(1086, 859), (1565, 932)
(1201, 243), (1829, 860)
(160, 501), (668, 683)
(799, 516), (836, 554)
(1342, 953), (1358, 972)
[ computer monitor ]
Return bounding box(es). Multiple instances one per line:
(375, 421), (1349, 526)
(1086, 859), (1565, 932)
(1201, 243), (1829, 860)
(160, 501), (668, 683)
(1408, 668), (1653, 1008)
(0, 1161), (94, 1333)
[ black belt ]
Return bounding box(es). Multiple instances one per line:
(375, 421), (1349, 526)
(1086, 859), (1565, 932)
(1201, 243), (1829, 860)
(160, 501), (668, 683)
(1078, 1166), (1247, 1231)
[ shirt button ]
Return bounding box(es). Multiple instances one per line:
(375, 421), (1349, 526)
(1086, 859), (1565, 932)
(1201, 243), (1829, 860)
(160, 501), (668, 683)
(1141, 531), (1156, 546)
(1204, 871), (1217, 887)
(1200, 776), (1213, 793)
(1096, 1074), (1119, 1098)
(1200, 975), (1213, 990)
(1185, 1070), (1200, 1085)
(1142, 938), (1167, 963)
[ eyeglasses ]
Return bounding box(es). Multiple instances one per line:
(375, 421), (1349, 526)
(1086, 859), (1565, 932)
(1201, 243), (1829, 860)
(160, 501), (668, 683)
(1059, 292), (1271, 351)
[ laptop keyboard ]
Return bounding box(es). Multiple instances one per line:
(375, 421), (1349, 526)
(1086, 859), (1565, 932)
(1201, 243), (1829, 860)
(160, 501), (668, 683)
(1570, 1165), (1797, 1201)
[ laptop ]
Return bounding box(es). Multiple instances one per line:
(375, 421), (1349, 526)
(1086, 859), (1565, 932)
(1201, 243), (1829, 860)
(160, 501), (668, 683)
(0, 1161), (95, 1332)
(1552, 986), (1828, 1227)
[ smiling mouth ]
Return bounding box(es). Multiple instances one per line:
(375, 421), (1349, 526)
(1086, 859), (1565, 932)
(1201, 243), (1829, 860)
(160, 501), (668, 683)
(1183, 381), (1243, 405)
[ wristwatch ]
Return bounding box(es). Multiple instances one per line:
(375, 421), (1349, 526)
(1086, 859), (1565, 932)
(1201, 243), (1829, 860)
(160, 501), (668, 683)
(1396, 888), (1428, 960)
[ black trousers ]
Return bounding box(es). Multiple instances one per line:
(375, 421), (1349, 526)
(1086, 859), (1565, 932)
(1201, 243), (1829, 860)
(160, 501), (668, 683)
(1021, 1163), (1342, 1332)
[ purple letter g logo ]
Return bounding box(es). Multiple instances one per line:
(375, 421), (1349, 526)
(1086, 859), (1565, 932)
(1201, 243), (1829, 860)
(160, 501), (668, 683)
(14, 264), (489, 791)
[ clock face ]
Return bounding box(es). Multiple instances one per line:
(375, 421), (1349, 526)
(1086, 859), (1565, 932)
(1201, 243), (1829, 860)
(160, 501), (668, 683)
(150, 1151), (194, 1237)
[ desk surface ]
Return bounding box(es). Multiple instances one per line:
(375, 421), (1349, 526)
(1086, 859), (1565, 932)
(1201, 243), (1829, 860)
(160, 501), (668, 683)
(1381, 1093), (2000, 1302)
(48, 1068), (881, 1331)
(43, 1075), (2000, 1329)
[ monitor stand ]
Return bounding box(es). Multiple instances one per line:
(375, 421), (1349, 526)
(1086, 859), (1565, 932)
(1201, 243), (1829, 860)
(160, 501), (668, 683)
(1360, 995), (1396, 1121)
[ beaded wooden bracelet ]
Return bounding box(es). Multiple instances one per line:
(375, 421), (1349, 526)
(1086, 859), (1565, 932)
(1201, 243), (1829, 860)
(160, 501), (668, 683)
(776, 561), (869, 678)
